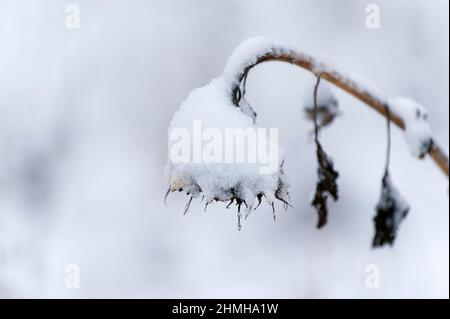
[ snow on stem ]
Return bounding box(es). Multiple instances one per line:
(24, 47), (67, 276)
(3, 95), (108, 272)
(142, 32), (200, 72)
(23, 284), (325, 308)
(165, 37), (448, 237)
(226, 37), (448, 177)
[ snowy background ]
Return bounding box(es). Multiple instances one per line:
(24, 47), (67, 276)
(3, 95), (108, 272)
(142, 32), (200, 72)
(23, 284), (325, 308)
(0, 0), (448, 298)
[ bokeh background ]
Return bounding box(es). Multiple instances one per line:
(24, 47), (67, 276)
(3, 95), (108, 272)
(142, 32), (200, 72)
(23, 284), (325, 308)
(0, 0), (448, 298)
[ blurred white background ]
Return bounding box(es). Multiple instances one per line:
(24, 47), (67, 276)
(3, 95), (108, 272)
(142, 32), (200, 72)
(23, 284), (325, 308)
(0, 0), (448, 298)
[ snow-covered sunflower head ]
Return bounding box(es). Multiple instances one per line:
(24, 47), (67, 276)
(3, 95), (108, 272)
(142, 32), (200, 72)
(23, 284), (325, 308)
(164, 74), (290, 230)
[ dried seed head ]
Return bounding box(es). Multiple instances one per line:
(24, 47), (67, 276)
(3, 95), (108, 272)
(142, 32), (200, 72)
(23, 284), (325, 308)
(165, 162), (290, 230)
(372, 174), (410, 248)
(304, 80), (341, 130)
(311, 143), (339, 229)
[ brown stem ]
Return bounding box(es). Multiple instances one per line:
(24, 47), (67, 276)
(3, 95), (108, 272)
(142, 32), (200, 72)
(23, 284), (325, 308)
(312, 76), (321, 145)
(230, 48), (449, 177)
(383, 103), (392, 177)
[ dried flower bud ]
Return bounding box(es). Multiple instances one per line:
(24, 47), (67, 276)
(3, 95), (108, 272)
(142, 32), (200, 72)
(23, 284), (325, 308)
(304, 81), (341, 130)
(311, 143), (339, 228)
(373, 174), (410, 247)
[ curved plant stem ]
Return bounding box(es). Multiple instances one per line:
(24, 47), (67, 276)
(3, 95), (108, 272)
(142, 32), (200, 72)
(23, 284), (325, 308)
(230, 48), (449, 177)
(313, 76), (321, 145)
(384, 104), (392, 178)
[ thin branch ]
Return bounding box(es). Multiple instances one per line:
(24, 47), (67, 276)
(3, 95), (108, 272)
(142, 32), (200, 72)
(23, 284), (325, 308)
(313, 76), (321, 145)
(242, 72), (249, 97)
(311, 75), (339, 228)
(229, 47), (449, 177)
(384, 104), (392, 177)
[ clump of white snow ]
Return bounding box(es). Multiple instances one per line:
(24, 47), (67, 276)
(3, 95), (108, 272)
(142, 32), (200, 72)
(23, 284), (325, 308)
(165, 76), (290, 230)
(222, 37), (279, 87)
(303, 80), (341, 129)
(387, 97), (433, 158)
(237, 96), (258, 122)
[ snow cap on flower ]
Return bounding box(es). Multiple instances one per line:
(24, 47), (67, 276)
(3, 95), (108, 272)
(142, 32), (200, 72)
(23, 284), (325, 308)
(387, 97), (433, 158)
(165, 75), (290, 230)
